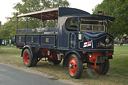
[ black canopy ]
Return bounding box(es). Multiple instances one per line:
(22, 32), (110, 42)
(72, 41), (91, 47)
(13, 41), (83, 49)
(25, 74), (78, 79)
(17, 7), (90, 20)
(17, 7), (114, 21)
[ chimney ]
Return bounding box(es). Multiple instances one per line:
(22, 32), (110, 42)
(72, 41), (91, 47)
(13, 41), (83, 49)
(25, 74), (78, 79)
(98, 11), (105, 15)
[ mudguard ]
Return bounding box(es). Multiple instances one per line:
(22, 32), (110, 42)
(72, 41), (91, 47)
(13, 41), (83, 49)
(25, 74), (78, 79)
(21, 45), (33, 57)
(63, 51), (83, 67)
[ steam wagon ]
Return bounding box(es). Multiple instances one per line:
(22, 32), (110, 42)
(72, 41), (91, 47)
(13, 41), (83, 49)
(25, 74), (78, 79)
(15, 7), (115, 78)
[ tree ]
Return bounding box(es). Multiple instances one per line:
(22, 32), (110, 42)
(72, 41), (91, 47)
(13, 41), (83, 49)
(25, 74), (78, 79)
(0, 28), (10, 40)
(93, 0), (128, 37)
(0, 0), (69, 40)
(1, 18), (16, 40)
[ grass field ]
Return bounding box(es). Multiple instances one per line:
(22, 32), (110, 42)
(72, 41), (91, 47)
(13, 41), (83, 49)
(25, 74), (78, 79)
(0, 45), (128, 85)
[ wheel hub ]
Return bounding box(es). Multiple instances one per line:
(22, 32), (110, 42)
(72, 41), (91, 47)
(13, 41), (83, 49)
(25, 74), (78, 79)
(69, 57), (78, 76)
(24, 51), (30, 64)
(69, 63), (74, 69)
(27, 56), (29, 60)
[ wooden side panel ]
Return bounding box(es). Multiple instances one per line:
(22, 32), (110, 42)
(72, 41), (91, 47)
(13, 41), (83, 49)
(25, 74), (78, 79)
(15, 34), (57, 49)
(41, 35), (56, 48)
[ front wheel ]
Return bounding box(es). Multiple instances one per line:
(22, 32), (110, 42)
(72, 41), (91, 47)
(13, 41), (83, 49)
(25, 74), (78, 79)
(95, 59), (109, 75)
(68, 54), (83, 78)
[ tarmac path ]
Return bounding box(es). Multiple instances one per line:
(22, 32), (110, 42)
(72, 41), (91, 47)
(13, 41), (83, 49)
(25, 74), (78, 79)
(0, 63), (72, 85)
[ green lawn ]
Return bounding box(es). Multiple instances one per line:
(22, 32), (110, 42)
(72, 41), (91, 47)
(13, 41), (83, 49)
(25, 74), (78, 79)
(0, 45), (128, 85)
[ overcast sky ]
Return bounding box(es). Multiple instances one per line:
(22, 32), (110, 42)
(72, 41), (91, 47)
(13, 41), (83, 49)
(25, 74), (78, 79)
(0, 0), (103, 25)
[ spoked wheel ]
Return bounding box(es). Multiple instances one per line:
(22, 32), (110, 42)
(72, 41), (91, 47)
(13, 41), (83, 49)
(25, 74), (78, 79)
(23, 49), (34, 67)
(95, 59), (109, 75)
(68, 54), (83, 78)
(23, 51), (30, 65)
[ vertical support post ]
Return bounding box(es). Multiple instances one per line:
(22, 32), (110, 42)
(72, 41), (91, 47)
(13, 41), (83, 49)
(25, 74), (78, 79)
(26, 16), (28, 28)
(43, 21), (45, 27)
(41, 13), (43, 28)
(54, 19), (56, 27)
(41, 13), (45, 28)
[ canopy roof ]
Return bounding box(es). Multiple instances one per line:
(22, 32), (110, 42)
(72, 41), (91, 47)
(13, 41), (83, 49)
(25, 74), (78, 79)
(18, 8), (58, 20)
(17, 7), (90, 20)
(17, 7), (114, 21)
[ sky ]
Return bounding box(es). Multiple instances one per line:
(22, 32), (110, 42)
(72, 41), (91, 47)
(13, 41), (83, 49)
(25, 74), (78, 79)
(0, 0), (103, 25)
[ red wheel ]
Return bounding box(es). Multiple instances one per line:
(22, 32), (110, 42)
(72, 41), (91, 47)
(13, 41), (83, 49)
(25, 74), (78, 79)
(68, 54), (83, 78)
(69, 58), (77, 75)
(24, 51), (30, 64)
(23, 49), (33, 67)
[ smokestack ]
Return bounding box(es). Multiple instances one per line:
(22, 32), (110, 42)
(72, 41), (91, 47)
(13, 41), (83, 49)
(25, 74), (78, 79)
(98, 11), (105, 15)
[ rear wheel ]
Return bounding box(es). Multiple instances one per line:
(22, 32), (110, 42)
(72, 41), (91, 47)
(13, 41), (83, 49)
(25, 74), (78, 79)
(23, 48), (39, 67)
(32, 48), (40, 66)
(32, 57), (38, 66)
(95, 59), (109, 75)
(68, 54), (83, 78)
(23, 49), (34, 67)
